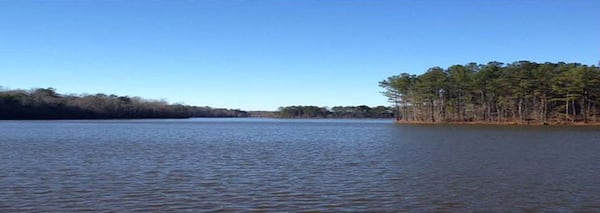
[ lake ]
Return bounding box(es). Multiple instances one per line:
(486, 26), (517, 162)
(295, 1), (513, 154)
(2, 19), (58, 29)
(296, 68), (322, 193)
(1, 118), (600, 212)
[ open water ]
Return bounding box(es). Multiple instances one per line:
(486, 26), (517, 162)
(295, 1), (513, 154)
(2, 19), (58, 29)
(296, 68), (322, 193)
(1, 118), (599, 211)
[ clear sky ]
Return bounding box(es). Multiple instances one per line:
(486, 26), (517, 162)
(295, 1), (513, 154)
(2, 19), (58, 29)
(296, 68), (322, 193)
(1, 0), (599, 110)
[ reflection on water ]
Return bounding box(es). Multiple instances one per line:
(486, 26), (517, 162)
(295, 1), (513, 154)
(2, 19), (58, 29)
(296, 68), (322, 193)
(1, 119), (599, 211)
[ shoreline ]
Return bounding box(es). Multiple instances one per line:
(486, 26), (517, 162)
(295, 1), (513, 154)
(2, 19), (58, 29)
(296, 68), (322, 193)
(0, 116), (248, 121)
(394, 120), (600, 126)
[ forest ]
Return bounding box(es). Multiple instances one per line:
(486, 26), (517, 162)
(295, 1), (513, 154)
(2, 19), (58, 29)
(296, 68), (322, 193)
(276, 105), (394, 118)
(379, 61), (600, 125)
(0, 88), (248, 119)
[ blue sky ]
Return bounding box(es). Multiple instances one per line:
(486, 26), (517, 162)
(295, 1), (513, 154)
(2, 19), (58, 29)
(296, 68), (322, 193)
(1, 0), (599, 110)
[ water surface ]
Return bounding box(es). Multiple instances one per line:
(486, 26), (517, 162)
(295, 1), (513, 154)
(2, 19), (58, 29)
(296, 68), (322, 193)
(1, 118), (599, 211)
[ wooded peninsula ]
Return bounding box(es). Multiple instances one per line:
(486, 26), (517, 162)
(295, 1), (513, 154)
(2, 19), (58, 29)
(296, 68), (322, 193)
(379, 61), (600, 125)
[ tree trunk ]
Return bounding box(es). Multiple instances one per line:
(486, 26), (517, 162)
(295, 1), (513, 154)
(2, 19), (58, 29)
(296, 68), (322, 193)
(565, 94), (569, 123)
(497, 108), (501, 123)
(543, 96), (548, 124)
(481, 91), (486, 121)
(413, 104), (417, 121)
(572, 98), (576, 123)
(594, 103), (597, 123)
(441, 98), (446, 121)
(487, 101), (492, 122)
(518, 98), (523, 123)
(395, 102), (400, 121)
(430, 100), (435, 122)
(583, 96), (588, 123)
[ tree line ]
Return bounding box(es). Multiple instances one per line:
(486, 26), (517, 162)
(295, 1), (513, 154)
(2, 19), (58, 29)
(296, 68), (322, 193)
(276, 105), (394, 118)
(379, 61), (600, 124)
(0, 87), (248, 119)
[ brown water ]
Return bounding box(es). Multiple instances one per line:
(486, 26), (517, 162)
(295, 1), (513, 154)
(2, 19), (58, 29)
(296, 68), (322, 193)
(1, 118), (600, 212)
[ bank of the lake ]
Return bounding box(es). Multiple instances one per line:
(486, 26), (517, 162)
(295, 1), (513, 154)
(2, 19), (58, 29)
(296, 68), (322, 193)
(394, 119), (600, 126)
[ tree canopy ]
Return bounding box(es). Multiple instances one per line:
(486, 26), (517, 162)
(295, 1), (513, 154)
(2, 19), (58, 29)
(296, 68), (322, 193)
(0, 88), (248, 119)
(276, 105), (393, 119)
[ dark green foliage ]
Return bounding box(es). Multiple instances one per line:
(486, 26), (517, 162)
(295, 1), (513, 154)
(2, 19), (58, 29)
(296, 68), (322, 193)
(276, 105), (393, 118)
(0, 88), (248, 119)
(380, 61), (600, 124)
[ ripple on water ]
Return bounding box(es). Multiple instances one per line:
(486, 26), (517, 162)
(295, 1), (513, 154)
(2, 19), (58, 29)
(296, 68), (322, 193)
(1, 119), (600, 211)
